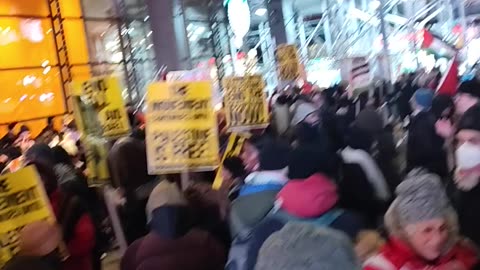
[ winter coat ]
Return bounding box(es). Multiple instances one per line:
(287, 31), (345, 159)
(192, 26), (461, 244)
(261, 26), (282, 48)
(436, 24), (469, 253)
(451, 184), (480, 249)
(406, 111), (448, 178)
(364, 237), (478, 270)
(229, 172), (287, 238)
(121, 229), (226, 270)
(50, 190), (95, 270)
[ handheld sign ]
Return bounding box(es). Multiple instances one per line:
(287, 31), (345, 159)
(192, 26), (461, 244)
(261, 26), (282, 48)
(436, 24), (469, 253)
(146, 81), (220, 174)
(275, 44), (301, 81)
(70, 76), (131, 138)
(0, 166), (57, 266)
(222, 75), (269, 131)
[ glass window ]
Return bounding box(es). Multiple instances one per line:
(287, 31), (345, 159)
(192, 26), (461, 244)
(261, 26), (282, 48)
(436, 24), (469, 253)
(0, 67), (66, 123)
(84, 21), (124, 64)
(81, 0), (119, 19)
(0, 0), (50, 17)
(0, 18), (58, 69)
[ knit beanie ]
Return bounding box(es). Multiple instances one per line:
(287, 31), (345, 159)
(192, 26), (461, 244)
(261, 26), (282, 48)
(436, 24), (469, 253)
(458, 79), (480, 99)
(457, 104), (480, 133)
(393, 169), (450, 226)
(146, 181), (187, 223)
(413, 89), (434, 109)
(277, 174), (338, 218)
(255, 223), (361, 270)
(291, 102), (317, 126)
(259, 141), (290, 171)
(288, 147), (332, 179)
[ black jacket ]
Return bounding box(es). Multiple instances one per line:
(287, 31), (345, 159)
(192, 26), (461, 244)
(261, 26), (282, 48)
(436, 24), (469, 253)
(451, 184), (480, 248)
(406, 111), (448, 178)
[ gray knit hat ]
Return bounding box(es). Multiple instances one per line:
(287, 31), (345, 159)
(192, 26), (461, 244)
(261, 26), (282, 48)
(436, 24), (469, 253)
(255, 223), (361, 270)
(394, 169), (451, 226)
(291, 102), (318, 126)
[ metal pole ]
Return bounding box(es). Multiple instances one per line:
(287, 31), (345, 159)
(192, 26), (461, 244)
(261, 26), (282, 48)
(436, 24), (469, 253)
(378, 0), (394, 93)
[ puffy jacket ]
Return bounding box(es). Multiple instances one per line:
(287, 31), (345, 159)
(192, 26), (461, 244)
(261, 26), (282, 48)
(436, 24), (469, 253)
(364, 238), (478, 270)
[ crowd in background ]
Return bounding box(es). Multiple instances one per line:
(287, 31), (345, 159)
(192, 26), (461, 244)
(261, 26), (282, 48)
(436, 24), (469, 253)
(2, 70), (480, 270)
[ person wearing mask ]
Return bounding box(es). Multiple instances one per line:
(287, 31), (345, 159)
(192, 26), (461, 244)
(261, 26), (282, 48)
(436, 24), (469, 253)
(339, 126), (391, 226)
(26, 161), (96, 270)
(451, 104), (480, 248)
(364, 170), (479, 270)
(272, 173), (365, 239)
(229, 141), (290, 239)
(121, 181), (226, 270)
(406, 89), (449, 178)
(455, 79), (480, 117)
(255, 223), (361, 270)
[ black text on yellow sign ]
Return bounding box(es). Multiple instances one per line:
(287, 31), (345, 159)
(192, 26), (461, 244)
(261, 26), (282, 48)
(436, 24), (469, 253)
(222, 75), (269, 131)
(275, 44), (301, 81)
(70, 77), (131, 138)
(146, 81), (220, 174)
(0, 166), (56, 267)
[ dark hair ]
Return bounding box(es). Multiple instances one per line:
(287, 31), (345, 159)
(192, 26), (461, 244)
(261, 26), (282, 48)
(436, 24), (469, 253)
(223, 157), (247, 179)
(431, 94), (454, 120)
(26, 161), (58, 195)
(19, 125), (30, 134)
(7, 122), (17, 131)
(25, 144), (55, 167)
(346, 125), (374, 152)
(4, 256), (60, 270)
(51, 146), (73, 166)
(458, 104), (480, 133)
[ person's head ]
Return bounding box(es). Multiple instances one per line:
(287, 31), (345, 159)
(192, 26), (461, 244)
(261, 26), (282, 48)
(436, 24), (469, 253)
(431, 94), (454, 120)
(27, 161), (59, 196)
(240, 135), (263, 173)
(455, 80), (480, 116)
(410, 89), (434, 112)
(51, 146), (73, 166)
(311, 91), (326, 109)
(258, 140), (290, 173)
(47, 117), (54, 127)
(146, 181), (188, 224)
(345, 125), (374, 152)
(385, 170), (457, 261)
(455, 104), (480, 191)
(24, 144), (55, 167)
(255, 223), (361, 270)
(222, 156), (246, 186)
(7, 122), (17, 132)
(288, 146), (335, 179)
(355, 108), (384, 136)
(277, 173), (338, 218)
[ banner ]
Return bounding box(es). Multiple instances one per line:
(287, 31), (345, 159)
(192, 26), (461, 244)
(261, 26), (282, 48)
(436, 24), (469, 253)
(70, 76), (131, 138)
(222, 75), (269, 130)
(0, 166), (57, 266)
(146, 81), (220, 174)
(212, 133), (248, 190)
(275, 44), (301, 81)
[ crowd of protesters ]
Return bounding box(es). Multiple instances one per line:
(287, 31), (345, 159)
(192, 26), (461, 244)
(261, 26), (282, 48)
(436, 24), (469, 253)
(2, 71), (480, 270)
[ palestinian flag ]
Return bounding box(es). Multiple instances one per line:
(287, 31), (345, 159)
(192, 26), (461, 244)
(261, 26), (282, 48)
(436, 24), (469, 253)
(437, 56), (459, 96)
(419, 30), (457, 58)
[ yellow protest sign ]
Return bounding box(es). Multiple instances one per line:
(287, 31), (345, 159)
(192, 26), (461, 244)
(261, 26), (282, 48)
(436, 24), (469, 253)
(222, 75), (269, 131)
(275, 44), (301, 81)
(212, 133), (249, 190)
(0, 166), (56, 266)
(70, 76), (131, 138)
(146, 81), (220, 174)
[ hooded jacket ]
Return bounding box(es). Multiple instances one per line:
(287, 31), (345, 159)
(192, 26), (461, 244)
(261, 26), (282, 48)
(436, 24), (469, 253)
(229, 171), (288, 238)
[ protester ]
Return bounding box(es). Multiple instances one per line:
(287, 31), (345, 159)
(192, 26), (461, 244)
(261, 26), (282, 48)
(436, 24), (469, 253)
(451, 104), (480, 248)
(229, 140), (290, 238)
(339, 126), (391, 226)
(0, 122), (17, 149)
(27, 161), (96, 270)
(221, 156), (247, 201)
(239, 136), (262, 174)
(406, 89), (449, 178)
(270, 94), (291, 136)
(364, 170), (479, 270)
(121, 181), (226, 270)
(255, 223), (361, 270)
(273, 173), (365, 239)
(455, 79), (480, 116)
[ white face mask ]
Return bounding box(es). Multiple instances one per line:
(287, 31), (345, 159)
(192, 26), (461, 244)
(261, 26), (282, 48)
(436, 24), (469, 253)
(456, 142), (480, 170)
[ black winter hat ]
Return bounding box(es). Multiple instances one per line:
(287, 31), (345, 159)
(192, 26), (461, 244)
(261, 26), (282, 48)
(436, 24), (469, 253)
(458, 104), (480, 132)
(259, 141), (290, 171)
(223, 157), (247, 179)
(288, 146), (334, 179)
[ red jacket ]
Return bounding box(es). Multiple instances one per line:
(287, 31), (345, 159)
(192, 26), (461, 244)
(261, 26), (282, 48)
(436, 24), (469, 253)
(364, 238), (478, 270)
(50, 190), (96, 270)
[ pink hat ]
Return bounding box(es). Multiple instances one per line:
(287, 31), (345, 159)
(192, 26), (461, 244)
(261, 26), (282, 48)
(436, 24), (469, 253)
(277, 174), (338, 218)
